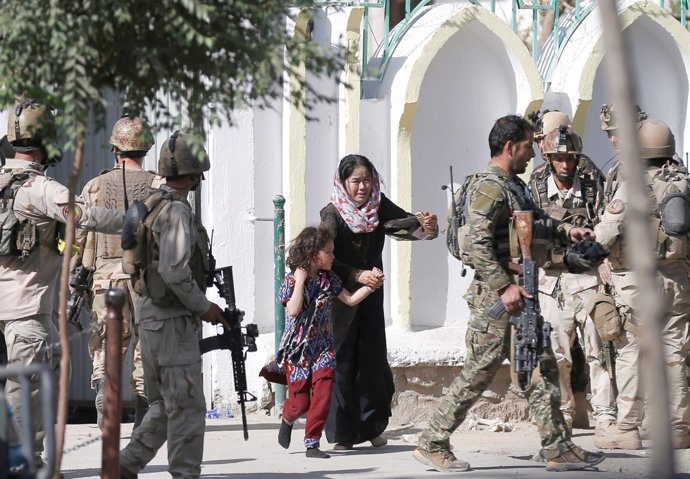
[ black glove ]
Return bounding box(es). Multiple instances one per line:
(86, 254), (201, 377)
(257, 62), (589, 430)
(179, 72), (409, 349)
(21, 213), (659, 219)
(564, 234), (609, 274)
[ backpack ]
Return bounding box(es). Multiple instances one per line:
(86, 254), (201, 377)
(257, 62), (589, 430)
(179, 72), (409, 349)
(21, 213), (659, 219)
(0, 172), (38, 257)
(647, 164), (690, 259)
(446, 172), (503, 269)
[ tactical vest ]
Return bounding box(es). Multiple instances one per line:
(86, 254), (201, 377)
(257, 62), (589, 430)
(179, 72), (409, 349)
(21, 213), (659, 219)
(129, 189), (209, 308)
(529, 165), (602, 269)
(452, 172), (533, 269)
(0, 170), (40, 257)
(83, 168), (157, 269)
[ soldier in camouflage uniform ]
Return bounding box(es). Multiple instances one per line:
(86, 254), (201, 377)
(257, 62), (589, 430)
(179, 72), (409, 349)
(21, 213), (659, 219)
(596, 119), (690, 450)
(529, 126), (617, 438)
(119, 131), (229, 479)
(72, 116), (161, 430)
(592, 103), (649, 449)
(0, 99), (124, 466)
(414, 115), (605, 473)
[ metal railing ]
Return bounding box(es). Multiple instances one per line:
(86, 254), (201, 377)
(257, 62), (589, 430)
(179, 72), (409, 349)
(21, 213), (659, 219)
(0, 364), (55, 479)
(313, 0), (689, 82)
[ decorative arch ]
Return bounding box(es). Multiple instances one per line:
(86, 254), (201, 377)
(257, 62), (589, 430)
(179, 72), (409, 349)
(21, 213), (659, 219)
(385, 4), (543, 329)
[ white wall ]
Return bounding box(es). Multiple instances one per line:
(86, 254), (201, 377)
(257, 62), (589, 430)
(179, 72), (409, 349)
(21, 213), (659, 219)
(582, 14), (689, 172)
(410, 20), (519, 328)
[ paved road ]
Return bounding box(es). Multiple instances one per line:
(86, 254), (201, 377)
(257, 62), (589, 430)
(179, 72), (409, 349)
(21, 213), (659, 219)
(58, 415), (690, 478)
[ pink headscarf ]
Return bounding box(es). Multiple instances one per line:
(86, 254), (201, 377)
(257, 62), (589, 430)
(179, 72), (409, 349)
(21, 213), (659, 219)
(330, 166), (381, 234)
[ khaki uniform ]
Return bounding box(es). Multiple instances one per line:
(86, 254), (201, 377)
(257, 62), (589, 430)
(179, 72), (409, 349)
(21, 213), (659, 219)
(0, 159), (123, 459)
(419, 164), (581, 460)
(596, 165), (690, 437)
(75, 167), (159, 395)
(120, 185), (211, 479)
(529, 172), (616, 426)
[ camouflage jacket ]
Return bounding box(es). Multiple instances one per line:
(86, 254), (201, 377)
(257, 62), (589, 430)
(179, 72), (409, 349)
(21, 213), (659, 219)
(0, 159), (123, 320)
(134, 185), (211, 322)
(465, 163), (573, 291)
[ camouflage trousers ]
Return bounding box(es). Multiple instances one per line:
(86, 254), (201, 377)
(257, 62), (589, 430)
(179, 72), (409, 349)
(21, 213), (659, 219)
(418, 280), (570, 453)
(658, 260), (690, 436)
(540, 275), (617, 426)
(88, 277), (145, 397)
(0, 314), (60, 460)
(609, 271), (644, 431)
(120, 316), (206, 479)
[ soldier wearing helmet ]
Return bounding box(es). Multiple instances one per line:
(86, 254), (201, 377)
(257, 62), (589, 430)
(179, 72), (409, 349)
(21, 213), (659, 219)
(527, 125), (615, 443)
(71, 115), (161, 431)
(0, 98), (124, 467)
(119, 131), (228, 479)
(595, 118), (690, 450)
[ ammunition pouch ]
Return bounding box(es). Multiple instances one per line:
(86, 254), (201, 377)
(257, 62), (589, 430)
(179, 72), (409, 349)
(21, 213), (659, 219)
(589, 291), (623, 341)
(0, 172), (39, 257)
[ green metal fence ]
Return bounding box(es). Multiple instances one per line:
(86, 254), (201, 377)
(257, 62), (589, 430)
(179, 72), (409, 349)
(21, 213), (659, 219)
(314, 0), (689, 82)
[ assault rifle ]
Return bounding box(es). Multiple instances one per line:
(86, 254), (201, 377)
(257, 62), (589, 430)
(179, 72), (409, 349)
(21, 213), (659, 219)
(442, 165), (466, 277)
(67, 265), (92, 331)
(199, 264), (259, 440)
(488, 211), (552, 392)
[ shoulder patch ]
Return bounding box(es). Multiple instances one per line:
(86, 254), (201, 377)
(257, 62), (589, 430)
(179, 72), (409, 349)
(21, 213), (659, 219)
(607, 199), (625, 214)
(471, 180), (504, 214)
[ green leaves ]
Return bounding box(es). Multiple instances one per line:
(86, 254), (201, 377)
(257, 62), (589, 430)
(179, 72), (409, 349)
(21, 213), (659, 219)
(0, 0), (343, 150)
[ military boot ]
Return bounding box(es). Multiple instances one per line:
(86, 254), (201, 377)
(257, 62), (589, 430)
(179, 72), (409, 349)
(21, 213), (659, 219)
(413, 448), (470, 472)
(132, 395), (149, 430)
(545, 441), (605, 472)
(594, 422), (642, 450)
(94, 379), (105, 430)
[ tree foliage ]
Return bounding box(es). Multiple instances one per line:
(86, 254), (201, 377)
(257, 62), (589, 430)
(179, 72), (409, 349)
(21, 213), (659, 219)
(0, 0), (342, 149)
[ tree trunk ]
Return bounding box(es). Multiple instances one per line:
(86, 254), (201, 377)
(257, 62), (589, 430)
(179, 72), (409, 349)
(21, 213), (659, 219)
(598, 3), (674, 478)
(54, 130), (86, 478)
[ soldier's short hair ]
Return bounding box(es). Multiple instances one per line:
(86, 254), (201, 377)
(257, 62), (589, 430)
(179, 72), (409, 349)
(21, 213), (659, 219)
(489, 115), (534, 157)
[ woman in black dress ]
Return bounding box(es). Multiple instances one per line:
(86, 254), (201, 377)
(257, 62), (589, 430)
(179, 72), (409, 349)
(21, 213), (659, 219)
(320, 154), (438, 449)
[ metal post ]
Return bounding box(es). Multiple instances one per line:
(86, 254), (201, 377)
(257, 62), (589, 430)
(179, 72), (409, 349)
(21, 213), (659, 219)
(532, 7), (538, 63)
(273, 196), (287, 410)
(101, 289), (126, 479)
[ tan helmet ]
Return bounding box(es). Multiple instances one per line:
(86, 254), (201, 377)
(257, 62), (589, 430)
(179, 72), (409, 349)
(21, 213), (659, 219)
(600, 102), (648, 131)
(535, 110), (571, 140)
(541, 126), (583, 156)
(6, 98), (61, 165)
(638, 119), (675, 160)
(110, 116), (154, 154)
(158, 130), (210, 178)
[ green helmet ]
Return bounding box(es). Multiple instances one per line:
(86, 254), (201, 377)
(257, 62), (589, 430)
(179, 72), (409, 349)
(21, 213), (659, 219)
(158, 130), (210, 178)
(532, 110), (571, 141)
(600, 102), (647, 131)
(542, 126), (582, 156)
(638, 119), (675, 160)
(7, 98), (62, 165)
(110, 116), (154, 154)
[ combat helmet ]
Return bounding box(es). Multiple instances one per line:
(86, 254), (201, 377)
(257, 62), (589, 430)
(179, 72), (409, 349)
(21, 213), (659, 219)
(110, 116), (154, 155)
(158, 130), (210, 178)
(532, 110), (571, 141)
(600, 103), (647, 131)
(541, 125), (583, 156)
(638, 119), (675, 160)
(7, 98), (62, 165)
